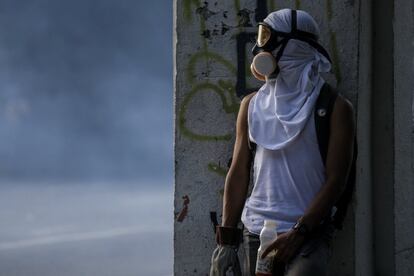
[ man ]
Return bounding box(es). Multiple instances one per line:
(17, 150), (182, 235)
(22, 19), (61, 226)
(213, 9), (355, 276)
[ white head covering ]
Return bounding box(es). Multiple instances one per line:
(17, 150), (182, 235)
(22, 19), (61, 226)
(248, 9), (332, 150)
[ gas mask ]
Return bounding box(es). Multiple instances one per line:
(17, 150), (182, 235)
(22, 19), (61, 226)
(250, 9), (332, 81)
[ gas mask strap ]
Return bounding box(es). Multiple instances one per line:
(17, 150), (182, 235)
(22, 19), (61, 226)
(299, 37), (332, 63)
(295, 30), (318, 41)
(275, 38), (290, 62)
(291, 10), (297, 33)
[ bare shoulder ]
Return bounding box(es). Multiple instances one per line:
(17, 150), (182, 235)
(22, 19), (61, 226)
(333, 94), (355, 118)
(239, 92), (258, 116)
(235, 91), (258, 134)
(331, 93), (356, 136)
(241, 92), (258, 107)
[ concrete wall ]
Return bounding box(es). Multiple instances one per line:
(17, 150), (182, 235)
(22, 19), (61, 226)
(394, 0), (414, 275)
(175, 1), (414, 275)
(174, 1), (361, 275)
(369, 0), (414, 275)
(371, 0), (395, 274)
(354, 0), (373, 274)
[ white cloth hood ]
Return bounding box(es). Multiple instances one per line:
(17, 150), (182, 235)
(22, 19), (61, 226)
(248, 9), (332, 150)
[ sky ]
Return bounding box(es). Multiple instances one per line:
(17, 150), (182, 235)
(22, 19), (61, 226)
(0, 1), (173, 275)
(0, 0), (173, 182)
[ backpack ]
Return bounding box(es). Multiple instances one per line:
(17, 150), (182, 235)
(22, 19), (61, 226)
(248, 83), (357, 230)
(314, 83), (357, 230)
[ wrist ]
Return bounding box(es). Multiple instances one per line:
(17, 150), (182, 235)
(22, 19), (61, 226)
(215, 226), (242, 246)
(221, 222), (237, 228)
(221, 217), (239, 228)
(292, 219), (311, 238)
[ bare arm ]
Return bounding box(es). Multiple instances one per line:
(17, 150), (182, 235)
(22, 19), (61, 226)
(221, 92), (256, 228)
(300, 95), (356, 231)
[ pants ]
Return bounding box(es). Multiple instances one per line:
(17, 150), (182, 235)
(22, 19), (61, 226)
(242, 222), (335, 276)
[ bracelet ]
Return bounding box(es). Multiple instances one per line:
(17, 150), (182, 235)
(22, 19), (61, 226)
(292, 221), (310, 238)
(215, 226), (242, 246)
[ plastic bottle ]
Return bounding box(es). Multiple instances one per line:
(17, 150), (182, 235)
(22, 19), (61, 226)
(255, 220), (278, 276)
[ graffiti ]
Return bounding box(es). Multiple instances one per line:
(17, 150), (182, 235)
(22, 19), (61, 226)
(186, 51), (236, 84)
(329, 31), (342, 84)
(326, 0), (333, 21)
(184, 0), (201, 21)
(178, 1), (244, 178)
(209, 212), (219, 233)
(178, 0), (344, 179)
(236, 32), (255, 97)
(196, 2), (217, 20)
(267, 0), (275, 12)
(254, 1), (268, 22)
(176, 195), (190, 222)
(178, 1), (267, 180)
(234, 1), (267, 97)
(207, 162), (228, 176)
(325, 0), (342, 83)
(178, 81), (238, 141)
(233, 0), (241, 11)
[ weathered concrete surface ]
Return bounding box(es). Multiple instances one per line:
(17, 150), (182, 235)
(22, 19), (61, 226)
(394, 0), (414, 275)
(354, 0), (374, 275)
(371, 0), (395, 274)
(174, 1), (360, 275)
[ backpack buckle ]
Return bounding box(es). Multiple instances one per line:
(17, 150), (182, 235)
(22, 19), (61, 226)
(317, 108), (327, 117)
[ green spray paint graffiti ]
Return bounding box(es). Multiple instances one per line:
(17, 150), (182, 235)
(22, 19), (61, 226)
(186, 51), (237, 85)
(178, 1), (243, 178)
(208, 162), (228, 177)
(329, 31), (342, 84)
(295, 0), (301, 9)
(267, 0), (275, 11)
(325, 0), (342, 83)
(179, 0), (344, 179)
(184, 0), (201, 21)
(234, 0), (241, 12)
(326, 0), (333, 21)
(178, 81), (239, 141)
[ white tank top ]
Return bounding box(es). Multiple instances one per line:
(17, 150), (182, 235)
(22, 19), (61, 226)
(241, 101), (326, 234)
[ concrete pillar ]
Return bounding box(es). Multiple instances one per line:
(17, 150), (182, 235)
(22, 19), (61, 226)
(174, 0), (413, 275)
(393, 0), (414, 275)
(354, 0), (374, 274)
(370, 0), (414, 275)
(371, 0), (395, 274)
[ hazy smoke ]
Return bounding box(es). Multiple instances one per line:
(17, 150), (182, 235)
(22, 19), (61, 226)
(0, 0), (172, 182)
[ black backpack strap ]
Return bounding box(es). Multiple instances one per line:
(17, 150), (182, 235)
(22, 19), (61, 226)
(332, 139), (357, 229)
(314, 83), (337, 165)
(314, 83), (358, 230)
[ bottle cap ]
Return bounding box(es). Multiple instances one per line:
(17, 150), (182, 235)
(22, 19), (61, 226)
(264, 220), (277, 227)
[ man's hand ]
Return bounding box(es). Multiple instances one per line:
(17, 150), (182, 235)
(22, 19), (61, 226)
(261, 230), (306, 263)
(210, 244), (242, 276)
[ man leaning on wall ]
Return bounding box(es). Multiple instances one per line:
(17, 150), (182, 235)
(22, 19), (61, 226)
(210, 8), (356, 276)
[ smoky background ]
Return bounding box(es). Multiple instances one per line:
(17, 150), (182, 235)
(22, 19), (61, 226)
(0, 1), (173, 275)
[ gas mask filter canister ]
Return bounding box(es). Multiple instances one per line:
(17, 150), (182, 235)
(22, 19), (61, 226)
(251, 52), (277, 81)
